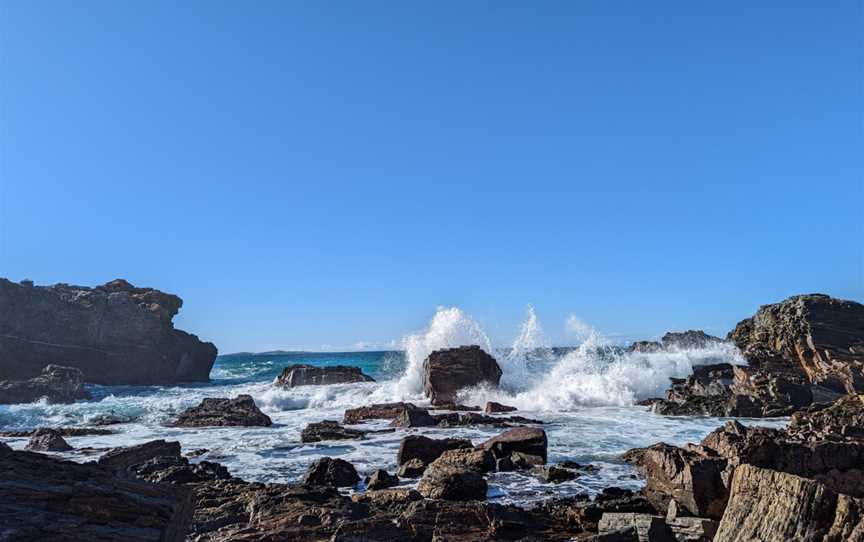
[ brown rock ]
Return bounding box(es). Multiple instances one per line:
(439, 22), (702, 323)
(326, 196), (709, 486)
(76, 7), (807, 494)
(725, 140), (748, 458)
(274, 364), (375, 387)
(302, 457), (360, 487)
(300, 420), (365, 443)
(0, 364), (90, 405)
(422, 345), (502, 405)
(417, 463), (488, 501)
(171, 395), (272, 427)
(0, 278), (216, 385)
(478, 426), (548, 465)
(485, 401), (518, 413)
(342, 402), (427, 424)
(24, 428), (72, 452)
(396, 435), (473, 470)
(364, 468), (399, 491)
(99, 439), (182, 471)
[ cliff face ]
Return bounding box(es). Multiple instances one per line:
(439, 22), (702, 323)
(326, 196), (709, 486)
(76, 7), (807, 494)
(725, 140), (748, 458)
(0, 278), (216, 385)
(728, 294), (864, 393)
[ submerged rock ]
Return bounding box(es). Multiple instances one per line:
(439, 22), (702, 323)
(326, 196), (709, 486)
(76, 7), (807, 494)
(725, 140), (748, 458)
(301, 420), (366, 443)
(171, 395), (272, 427)
(275, 363), (375, 387)
(422, 345), (502, 405)
(0, 278), (216, 385)
(0, 364), (90, 404)
(303, 457), (360, 487)
(24, 428), (73, 452)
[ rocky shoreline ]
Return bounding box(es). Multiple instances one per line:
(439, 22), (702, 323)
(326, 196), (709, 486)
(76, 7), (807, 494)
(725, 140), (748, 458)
(2, 281), (864, 540)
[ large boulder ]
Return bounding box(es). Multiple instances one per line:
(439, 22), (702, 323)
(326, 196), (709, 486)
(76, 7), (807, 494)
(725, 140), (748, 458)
(302, 457), (360, 487)
(0, 364), (90, 404)
(275, 364), (375, 387)
(622, 443), (728, 520)
(98, 439), (182, 471)
(171, 395), (272, 427)
(728, 293), (864, 393)
(24, 428), (73, 452)
(0, 278), (216, 385)
(422, 345), (502, 405)
(417, 463), (488, 501)
(0, 446), (192, 541)
(713, 464), (864, 542)
(396, 435), (473, 474)
(478, 427), (548, 468)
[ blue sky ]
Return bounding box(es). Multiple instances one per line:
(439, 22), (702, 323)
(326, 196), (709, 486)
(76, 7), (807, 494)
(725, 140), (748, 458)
(1, 1), (861, 353)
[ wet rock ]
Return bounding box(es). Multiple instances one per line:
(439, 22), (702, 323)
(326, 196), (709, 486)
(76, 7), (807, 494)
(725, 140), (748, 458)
(713, 464), (864, 542)
(396, 435), (473, 473)
(728, 293), (864, 393)
(539, 465), (579, 483)
(660, 330), (723, 350)
(0, 426), (112, 437)
(0, 445), (192, 541)
(99, 439), (182, 471)
(300, 420), (366, 443)
(417, 463), (488, 501)
(88, 413), (136, 425)
(24, 428), (72, 452)
(0, 364), (90, 404)
(486, 401), (518, 413)
(623, 442), (728, 520)
(397, 458), (427, 478)
(478, 426), (548, 466)
(171, 394), (272, 427)
(133, 455), (233, 485)
(422, 345), (502, 405)
(433, 411), (544, 427)
(432, 403), (482, 411)
(364, 468), (398, 490)
(0, 278), (216, 385)
(431, 447), (496, 473)
(390, 405), (437, 428)
(302, 457), (360, 487)
(598, 513), (675, 542)
(274, 364), (375, 387)
(343, 401), (426, 424)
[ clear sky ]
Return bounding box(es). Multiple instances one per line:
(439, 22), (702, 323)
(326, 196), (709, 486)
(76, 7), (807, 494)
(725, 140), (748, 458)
(1, 1), (861, 353)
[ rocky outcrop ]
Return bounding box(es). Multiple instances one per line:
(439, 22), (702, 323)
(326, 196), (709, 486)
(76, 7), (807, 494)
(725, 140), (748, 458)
(628, 330), (723, 353)
(478, 426), (548, 470)
(343, 402), (428, 424)
(302, 457), (360, 487)
(486, 401), (518, 413)
(300, 420), (366, 443)
(0, 364), (90, 404)
(171, 395), (272, 427)
(789, 393), (864, 440)
(0, 278), (216, 385)
(98, 439), (183, 471)
(0, 445), (192, 541)
(396, 435), (473, 476)
(728, 293), (864, 393)
(713, 464), (864, 542)
(646, 362), (815, 417)
(417, 463), (488, 501)
(274, 364), (375, 387)
(422, 345), (502, 405)
(24, 428), (73, 452)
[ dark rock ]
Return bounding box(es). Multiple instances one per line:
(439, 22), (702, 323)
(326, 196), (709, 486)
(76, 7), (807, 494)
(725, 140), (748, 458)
(713, 464), (864, 542)
(0, 364), (90, 404)
(0, 446), (192, 541)
(302, 457), (360, 487)
(432, 403), (482, 411)
(99, 439), (182, 471)
(422, 345), (502, 405)
(539, 465), (579, 483)
(486, 401), (518, 413)
(478, 426), (548, 465)
(417, 463), (488, 501)
(300, 420), (366, 443)
(88, 413), (136, 425)
(629, 340), (664, 353)
(396, 435), (473, 471)
(343, 401), (426, 424)
(433, 411), (544, 427)
(0, 278), (216, 385)
(397, 458), (427, 478)
(24, 428), (73, 452)
(274, 364), (375, 387)
(728, 293), (864, 393)
(364, 468), (398, 490)
(622, 443), (728, 520)
(789, 393), (864, 440)
(661, 330), (723, 350)
(171, 395), (272, 427)
(583, 527), (640, 541)
(133, 454), (233, 485)
(0, 426), (112, 437)
(390, 406), (438, 428)
(431, 447), (496, 474)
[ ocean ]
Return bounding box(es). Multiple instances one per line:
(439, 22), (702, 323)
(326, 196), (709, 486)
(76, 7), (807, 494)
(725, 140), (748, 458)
(0, 307), (786, 504)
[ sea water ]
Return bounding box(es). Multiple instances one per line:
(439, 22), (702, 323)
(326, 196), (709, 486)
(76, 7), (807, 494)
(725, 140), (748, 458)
(0, 307), (786, 504)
